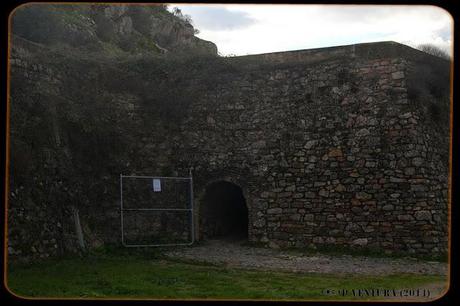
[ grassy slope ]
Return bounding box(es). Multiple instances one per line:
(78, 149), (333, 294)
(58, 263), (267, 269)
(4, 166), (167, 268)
(7, 252), (446, 300)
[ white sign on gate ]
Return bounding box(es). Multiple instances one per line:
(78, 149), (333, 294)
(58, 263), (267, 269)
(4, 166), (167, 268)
(152, 179), (161, 192)
(120, 174), (194, 247)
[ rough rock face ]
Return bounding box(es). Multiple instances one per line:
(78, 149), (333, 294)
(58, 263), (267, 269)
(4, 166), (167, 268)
(8, 8), (450, 262)
(11, 4), (217, 56)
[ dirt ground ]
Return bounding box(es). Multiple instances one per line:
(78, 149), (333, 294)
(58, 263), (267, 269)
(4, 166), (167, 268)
(164, 239), (448, 276)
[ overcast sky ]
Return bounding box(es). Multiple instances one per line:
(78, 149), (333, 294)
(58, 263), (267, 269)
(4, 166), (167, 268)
(171, 4), (453, 56)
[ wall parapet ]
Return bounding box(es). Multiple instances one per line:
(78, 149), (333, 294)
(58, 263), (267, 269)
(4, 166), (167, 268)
(233, 41), (449, 66)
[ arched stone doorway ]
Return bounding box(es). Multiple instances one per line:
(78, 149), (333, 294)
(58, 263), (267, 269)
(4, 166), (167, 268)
(199, 181), (249, 241)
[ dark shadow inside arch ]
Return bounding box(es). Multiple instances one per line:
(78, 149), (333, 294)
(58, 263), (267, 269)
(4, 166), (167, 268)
(200, 181), (248, 241)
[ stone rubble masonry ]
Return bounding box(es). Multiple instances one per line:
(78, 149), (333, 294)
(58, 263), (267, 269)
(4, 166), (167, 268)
(8, 40), (449, 261)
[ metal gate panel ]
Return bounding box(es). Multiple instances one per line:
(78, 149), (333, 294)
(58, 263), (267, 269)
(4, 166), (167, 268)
(120, 174), (194, 247)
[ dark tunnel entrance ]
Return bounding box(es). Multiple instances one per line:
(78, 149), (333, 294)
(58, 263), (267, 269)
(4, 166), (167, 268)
(200, 181), (248, 241)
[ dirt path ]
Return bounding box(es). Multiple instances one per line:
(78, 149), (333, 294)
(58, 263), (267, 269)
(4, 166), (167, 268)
(164, 239), (448, 276)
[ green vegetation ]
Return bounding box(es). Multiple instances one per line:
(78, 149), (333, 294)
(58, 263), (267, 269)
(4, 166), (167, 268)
(405, 54), (450, 168)
(11, 3), (195, 58)
(416, 44), (451, 61)
(406, 57), (450, 125)
(7, 251), (445, 300)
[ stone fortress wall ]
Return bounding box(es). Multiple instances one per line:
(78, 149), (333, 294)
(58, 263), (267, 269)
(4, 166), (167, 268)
(7, 40), (450, 260)
(181, 42), (449, 254)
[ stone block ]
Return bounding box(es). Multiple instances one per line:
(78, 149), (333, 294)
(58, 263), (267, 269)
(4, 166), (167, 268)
(254, 219), (265, 228)
(365, 161), (377, 167)
(319, 189), (329, 197)
(411, 185), (426, 192)
(414, 210), (432, 221)
(304, 140), (317, 149)
(404, 167), (416, 176)
(391, 71), (404, 79)
(260, 191), (271, 198)
(412, 157), (424, 167)
(267, 208), (282, 214)
(397, 214), (414, 221)
(328, 148), (343, 157)
(355, 192), (372, 200)
(352, 238), (368, 246)
(349, 171), (360, 177)
(356, 128), (371, 137)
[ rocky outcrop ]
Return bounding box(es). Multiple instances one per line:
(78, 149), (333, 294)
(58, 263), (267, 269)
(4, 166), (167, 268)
(11, 4), (217, 56)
